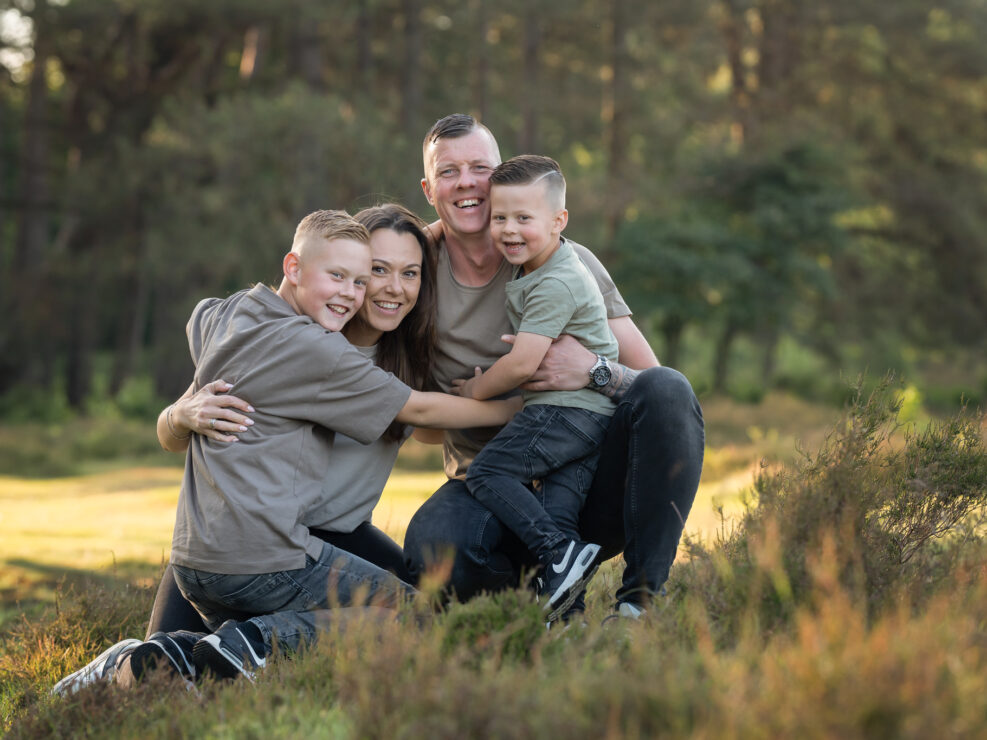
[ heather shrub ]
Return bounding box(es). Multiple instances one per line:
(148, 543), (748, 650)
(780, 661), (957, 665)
(673, 377), (987, 648)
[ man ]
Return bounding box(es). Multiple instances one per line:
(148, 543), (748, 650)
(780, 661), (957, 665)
(404, 114), (705, 620)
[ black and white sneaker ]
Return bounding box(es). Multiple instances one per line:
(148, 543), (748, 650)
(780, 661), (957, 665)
(540, 540), (602, 622)
(193, 620), (268, 681)
(128, 631), (199, 688)
(51, 638), (142, 696)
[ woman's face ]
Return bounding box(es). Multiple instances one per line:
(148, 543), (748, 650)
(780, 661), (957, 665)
(356, 228), (424, 337)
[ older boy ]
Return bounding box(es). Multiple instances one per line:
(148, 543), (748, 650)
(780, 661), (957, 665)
(169, 210), (517, 680)
(453, 155), (616, 620)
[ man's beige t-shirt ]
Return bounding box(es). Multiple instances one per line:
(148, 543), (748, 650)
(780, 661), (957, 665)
(170, 284), (412, 574)
(432, 237), (630, 479)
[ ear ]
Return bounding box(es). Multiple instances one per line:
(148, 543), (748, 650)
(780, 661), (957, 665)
(420, 176), (434, 206)
(283, 251), (302, 285)
(554, 209), (569, 233)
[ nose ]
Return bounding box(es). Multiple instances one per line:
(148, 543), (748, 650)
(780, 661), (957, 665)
(339, 280), (357, 299)
(385, 272), (401, 294)
(456, 166), (476, 188)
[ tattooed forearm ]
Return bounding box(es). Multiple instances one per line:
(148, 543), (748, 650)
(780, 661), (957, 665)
(600, 363), (638, 402)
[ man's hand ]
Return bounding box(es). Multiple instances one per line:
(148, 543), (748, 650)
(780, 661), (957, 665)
(450, 366), (483, 398)
(501, 333), (594, 392)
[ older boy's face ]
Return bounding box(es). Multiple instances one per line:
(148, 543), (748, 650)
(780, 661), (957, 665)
(289, 236), (372, 331)
(421, 129), (500, 240)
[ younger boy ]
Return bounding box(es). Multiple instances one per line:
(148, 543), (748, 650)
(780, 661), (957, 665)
(453, 156), (619, 621)
(166, 210), (517, 680)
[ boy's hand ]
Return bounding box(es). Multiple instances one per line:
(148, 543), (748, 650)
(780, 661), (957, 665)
(450, 367), (483, 398)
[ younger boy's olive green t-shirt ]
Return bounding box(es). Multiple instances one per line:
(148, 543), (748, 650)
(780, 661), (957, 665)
(504, 239), (618, 417)
(432, 237), (630, 479)
(170, 284), (412, 575)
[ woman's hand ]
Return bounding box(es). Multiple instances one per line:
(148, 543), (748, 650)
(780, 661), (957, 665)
(167, 380), (255, 446)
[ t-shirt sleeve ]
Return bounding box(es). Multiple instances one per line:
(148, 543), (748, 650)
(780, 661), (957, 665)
(308, 342), (413, 445)
(516, 277), (578, 339)
(186, 297), (223, 367)
(570, 242), (632, 319)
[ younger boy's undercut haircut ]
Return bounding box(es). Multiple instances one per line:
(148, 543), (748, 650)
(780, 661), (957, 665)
(292, 210), (370, 253)
(490, 155), (566, 211)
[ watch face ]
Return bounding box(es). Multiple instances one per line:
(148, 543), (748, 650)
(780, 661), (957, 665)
(592, 365), (612, 387)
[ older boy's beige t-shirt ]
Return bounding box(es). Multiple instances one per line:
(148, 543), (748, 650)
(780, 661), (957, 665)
(170, 284), (412, 574)
(432, 237), (630, 479)
(505, 240), (618, 416)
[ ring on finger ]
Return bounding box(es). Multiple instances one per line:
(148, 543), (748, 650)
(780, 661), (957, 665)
(209, 418), (216, 430)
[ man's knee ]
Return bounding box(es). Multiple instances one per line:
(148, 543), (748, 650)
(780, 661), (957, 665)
(629, 366), (702, 420)
(404, 482), (518, 601)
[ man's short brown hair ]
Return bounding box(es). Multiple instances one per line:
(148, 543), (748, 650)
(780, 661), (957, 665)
(422, 113), (500, 158)
(489, 154), (566, 210)
(292, 210), (370, 253)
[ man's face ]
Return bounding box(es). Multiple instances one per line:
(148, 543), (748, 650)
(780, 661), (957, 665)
(421, 128), (500, 239)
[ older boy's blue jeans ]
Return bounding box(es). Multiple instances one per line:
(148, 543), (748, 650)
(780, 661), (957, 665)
(172, 540), (415, 655)
(466, 404), (611, 563)
(405, 366), (705, 606)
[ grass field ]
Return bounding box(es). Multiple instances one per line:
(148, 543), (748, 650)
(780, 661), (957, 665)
(16, 389), (985, 737)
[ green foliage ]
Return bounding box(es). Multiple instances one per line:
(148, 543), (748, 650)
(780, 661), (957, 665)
(674, 377), (987, 647)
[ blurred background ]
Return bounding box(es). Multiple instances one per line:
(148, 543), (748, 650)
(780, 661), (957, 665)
(0, 0), (985, 472)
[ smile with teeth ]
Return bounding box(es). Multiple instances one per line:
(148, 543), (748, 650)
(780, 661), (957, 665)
(455, 198), (481, 208)
(327, 304), (349, 316)
(373, 300), (401, 311)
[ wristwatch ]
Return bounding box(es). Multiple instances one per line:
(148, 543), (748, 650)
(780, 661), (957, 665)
(587, 354), (613, 390)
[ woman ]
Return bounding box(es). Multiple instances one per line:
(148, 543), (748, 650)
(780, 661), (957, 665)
(54, 204), (439, 693)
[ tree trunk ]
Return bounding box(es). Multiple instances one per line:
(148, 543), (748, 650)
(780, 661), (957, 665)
(603, 0), (629, 256)
(473, 0), (488, 122)
(356, 0), (373, 89)
(713, 320), (739, 393)
(519, 6), (540, 152)
(660, 314), (686, 369)
(291, 15), (324, 92)
(239, 26), (267, 82)
(759, 325), (781, 386)
(401, 0), (422, 141)
(15, 0), (50, 274)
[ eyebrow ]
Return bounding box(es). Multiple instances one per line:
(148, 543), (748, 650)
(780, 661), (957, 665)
(373, 258), (422, 268)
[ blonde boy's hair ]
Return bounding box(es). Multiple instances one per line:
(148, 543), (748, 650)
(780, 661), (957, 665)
(292, 210), (370, 254)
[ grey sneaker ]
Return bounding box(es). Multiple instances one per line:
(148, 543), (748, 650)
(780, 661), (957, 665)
(193, 620), (268, 681)
(601, 601), (647, 627)
(51, 638), (142, 696)
(540, 540), (602, 622)
(128, 631), (199, 688)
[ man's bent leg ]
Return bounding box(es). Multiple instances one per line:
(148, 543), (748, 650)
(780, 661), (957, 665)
(404, 478), (530, 601)
(580, 366), (704, 605)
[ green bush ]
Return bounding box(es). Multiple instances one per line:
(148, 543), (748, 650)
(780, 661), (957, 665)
(673, 376), (987, 647)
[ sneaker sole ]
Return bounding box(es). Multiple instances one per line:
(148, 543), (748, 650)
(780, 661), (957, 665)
(193, 636), (257, 682)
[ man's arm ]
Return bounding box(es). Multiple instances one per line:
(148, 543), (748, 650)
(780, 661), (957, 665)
(509, 317), (660, 403)
(452, 332), (553, 400)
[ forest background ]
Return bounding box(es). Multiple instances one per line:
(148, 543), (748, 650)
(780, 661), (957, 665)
(0, 0), (984, 424)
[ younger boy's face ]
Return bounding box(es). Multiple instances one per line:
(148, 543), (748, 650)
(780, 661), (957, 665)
(286, 236), (372, 331)
(489, 181), (568, 273)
